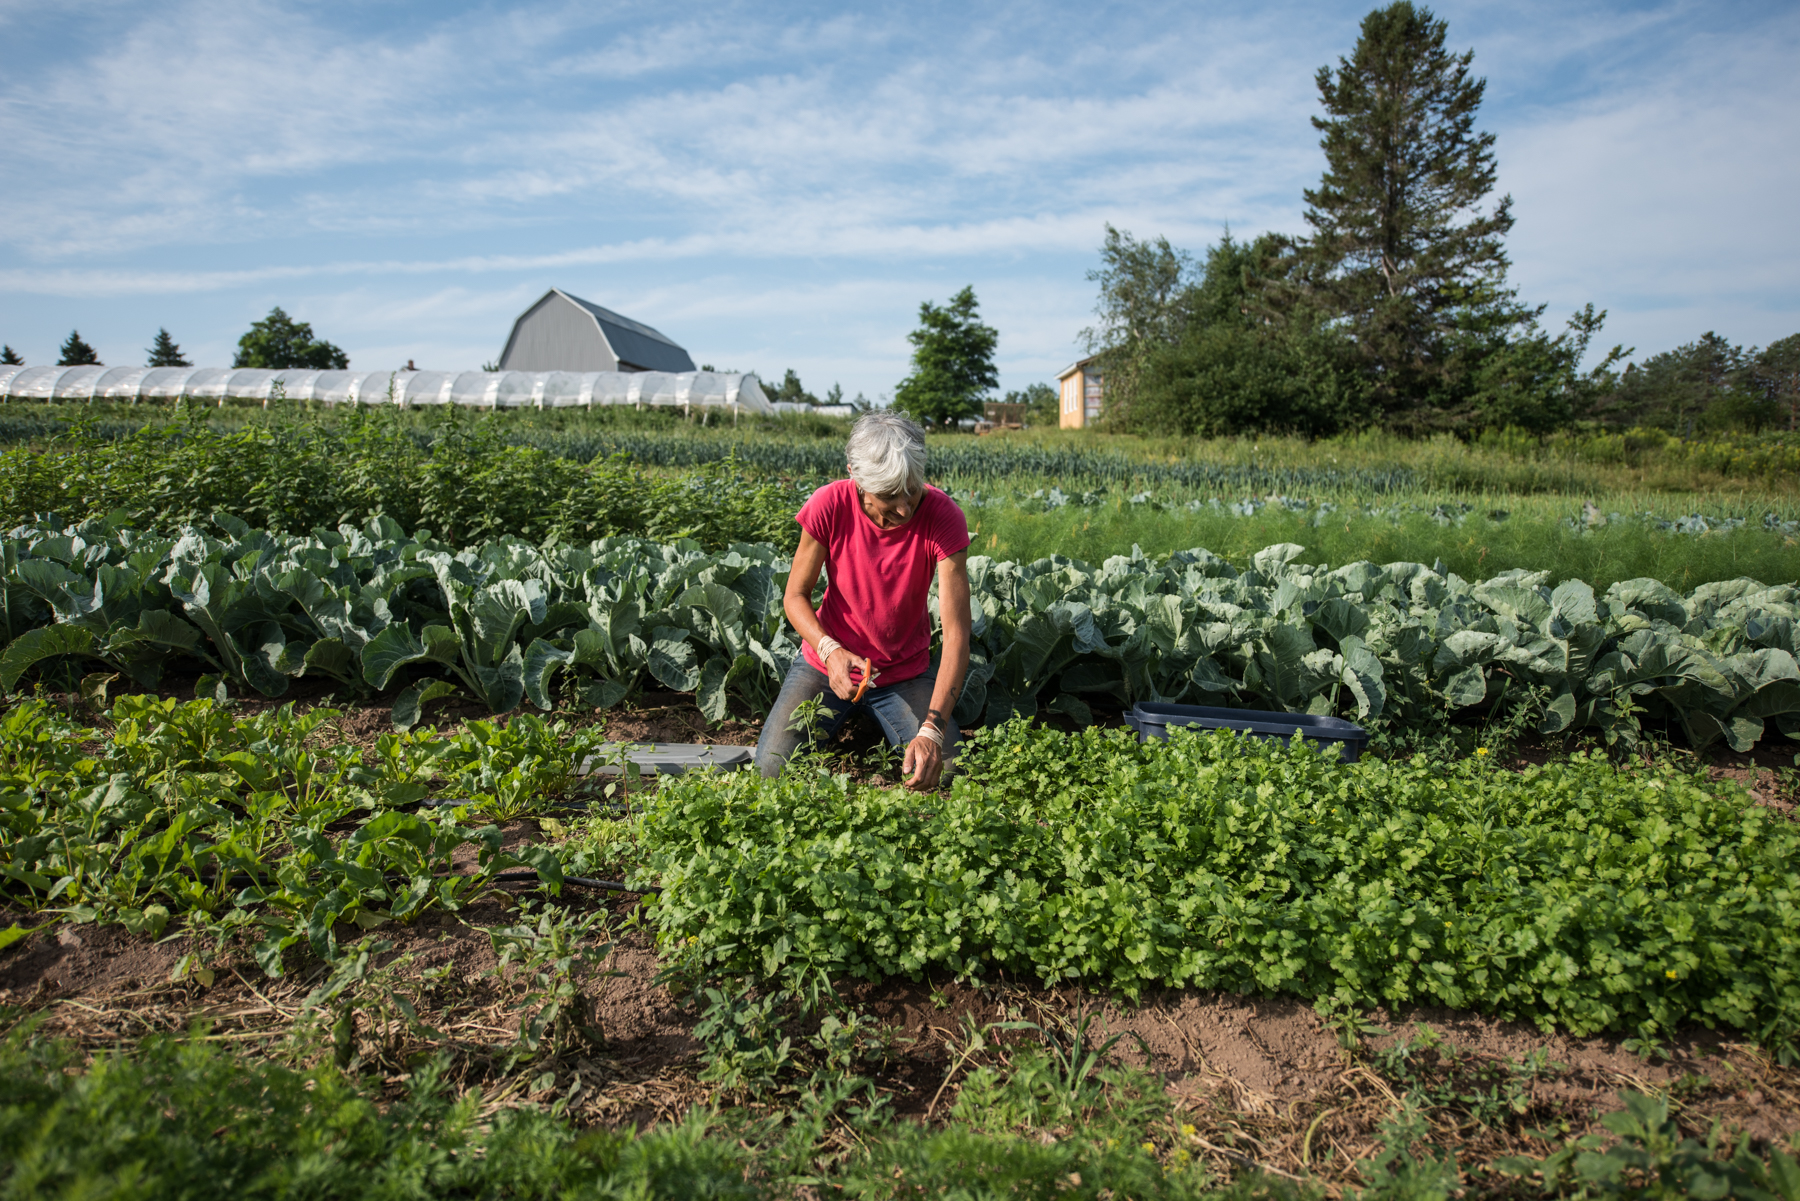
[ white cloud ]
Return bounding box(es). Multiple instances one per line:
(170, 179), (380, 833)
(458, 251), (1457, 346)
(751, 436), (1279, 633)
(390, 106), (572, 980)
(0, 0), (1794, 396)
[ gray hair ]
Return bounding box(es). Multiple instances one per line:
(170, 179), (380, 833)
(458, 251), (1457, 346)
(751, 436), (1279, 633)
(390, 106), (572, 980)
(845, 410), (926, 497)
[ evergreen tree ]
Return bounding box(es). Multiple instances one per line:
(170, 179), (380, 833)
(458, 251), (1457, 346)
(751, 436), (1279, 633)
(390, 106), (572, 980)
(146, 328), (192, 367)
(893, 287), (998, 427)
(57, 330), (102, 366)
(1746, 334), (1800, 432)
(1290, 2), (1530, 426)
(771, 369), (819, 406)
(233, 306), (349, 370)
(1603, 332), (1754, 433)
(0, 346), (22, 366)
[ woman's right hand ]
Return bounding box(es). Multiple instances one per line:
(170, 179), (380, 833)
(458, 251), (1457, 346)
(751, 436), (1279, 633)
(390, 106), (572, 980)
(824, 649), (872, 701)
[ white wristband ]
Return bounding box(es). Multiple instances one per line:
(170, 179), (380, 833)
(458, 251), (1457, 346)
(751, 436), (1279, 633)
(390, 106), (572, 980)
(817, 636), (843, 665)
(914, 723), (944, 748)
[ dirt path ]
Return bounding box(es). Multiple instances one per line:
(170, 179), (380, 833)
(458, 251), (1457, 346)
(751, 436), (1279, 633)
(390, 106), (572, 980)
(6, 885), (1796, 1188)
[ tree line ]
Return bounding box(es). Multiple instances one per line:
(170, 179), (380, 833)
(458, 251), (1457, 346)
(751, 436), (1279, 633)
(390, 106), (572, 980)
(1082, 2), (1798, 438)
(881, 2), (1797, 438)
(2, 307), (351, 372)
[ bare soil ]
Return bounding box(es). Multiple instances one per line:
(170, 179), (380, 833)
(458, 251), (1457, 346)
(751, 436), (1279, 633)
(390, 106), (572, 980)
(6, 882), (1799, 1189)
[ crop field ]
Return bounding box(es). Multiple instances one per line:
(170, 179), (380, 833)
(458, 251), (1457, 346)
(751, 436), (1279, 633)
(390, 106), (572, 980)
(5, 405), (1800, 1197)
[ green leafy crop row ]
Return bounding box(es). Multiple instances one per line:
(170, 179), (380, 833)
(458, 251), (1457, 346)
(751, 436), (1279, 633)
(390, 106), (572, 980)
(1, 514), (798, 723)
(0, 408), (808, 548)
(636, 720), (1800, 1054)
(0, 697), (608, 972)
(963, 543), (1800, 752)
(4, 511), (1797, 750)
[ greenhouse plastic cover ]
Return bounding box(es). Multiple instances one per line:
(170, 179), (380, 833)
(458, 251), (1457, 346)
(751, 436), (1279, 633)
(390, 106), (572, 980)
(0, 367), (772, 413)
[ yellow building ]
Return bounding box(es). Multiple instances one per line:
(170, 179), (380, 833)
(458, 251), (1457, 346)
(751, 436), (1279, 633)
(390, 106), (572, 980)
(1056, 356), (1103, 429)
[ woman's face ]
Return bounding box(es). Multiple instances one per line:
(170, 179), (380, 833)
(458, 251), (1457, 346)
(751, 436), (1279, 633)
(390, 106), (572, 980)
(858, 484), (923, 530)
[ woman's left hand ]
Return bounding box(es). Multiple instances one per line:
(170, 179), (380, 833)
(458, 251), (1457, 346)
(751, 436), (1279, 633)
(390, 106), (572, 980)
(903, 734), (944, 791)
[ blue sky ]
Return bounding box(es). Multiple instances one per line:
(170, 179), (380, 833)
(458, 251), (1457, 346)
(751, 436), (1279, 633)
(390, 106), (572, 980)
(1, 0), (1795, 402)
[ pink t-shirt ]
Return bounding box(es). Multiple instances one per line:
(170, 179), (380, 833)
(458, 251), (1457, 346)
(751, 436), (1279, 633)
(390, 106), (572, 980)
(796, 479), (970, 683)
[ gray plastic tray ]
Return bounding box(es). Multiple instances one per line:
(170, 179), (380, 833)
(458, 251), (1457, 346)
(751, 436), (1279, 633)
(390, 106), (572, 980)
(581, 743), (753, 776)
(1124, 703), (1369, 762)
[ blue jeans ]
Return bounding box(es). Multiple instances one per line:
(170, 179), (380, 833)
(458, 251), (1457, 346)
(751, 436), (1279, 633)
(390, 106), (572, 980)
(753, 658), (960, 778)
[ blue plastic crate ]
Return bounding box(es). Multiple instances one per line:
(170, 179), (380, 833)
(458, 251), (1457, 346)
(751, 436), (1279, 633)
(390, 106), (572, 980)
(1124, 702), (1369, 762)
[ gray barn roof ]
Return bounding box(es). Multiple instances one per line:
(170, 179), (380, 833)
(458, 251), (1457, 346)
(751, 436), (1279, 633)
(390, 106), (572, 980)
(501, 288), (696, 374)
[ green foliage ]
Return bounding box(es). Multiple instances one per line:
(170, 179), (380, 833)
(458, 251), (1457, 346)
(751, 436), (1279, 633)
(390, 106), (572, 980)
(1129, 310), (1368, 438)
(56, 330), (100, 367)
(0, 407), (809, 548)
(0, 1019), (1305, 1201)
(1461, 303), (1628, 434)
(636, 720), (1800, 1052)
(0, 696), (610, 969)
(0, 346), (22, 366)
(1289, 2), (1530, 424)
(1747, 333), (1800, 433)
(767, 368), (819, 406)
(893, 286), (999, 426)
(1496, 1089), (1800, 1198)
(4, 506), (1796, 746)
(1598, 330), (1800, 435)
(145, 327), (191, 368)
(1005, 381), (1059, 429)
(1080, 224), (1195, 421)
(953, 542), (1800, 753)
(484, 900), (613, 1060)
(233, 305), (349, 370)
(0, 1027), (758, 1199)
(0, 511), (800, 717)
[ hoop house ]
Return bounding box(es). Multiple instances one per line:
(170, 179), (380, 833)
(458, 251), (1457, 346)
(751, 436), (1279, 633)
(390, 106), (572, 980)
(1, 368), (772, 415)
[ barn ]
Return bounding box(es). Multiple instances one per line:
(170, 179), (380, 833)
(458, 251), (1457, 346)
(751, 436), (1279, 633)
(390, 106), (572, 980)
(497, 288), (697, 373)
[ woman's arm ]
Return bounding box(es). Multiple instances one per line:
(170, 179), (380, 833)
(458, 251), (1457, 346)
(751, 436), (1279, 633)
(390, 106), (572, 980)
(783, 529), (869, 701)
(904, 550), (972, 790)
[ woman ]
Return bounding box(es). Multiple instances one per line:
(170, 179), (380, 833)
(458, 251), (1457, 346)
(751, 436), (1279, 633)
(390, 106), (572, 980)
(754, 410), (971, 790)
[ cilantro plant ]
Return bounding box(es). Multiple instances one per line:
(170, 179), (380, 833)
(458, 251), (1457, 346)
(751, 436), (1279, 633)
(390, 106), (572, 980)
(635, 718), (1800, 1057)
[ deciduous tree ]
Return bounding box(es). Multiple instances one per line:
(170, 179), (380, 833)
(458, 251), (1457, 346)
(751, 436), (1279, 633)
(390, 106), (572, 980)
(893, 287), (998, 427)
(1005, 382), (1058, 428)
(1079, 225), (1195, 426)
(233, 307), (349, 370)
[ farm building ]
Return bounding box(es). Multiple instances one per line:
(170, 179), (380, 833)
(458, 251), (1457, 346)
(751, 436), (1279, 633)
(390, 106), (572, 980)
(497, 288), (697, 373)
(1057, 356), (1104, 429)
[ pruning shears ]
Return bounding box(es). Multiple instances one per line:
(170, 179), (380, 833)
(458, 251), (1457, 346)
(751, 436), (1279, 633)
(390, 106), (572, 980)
(851, 660), (879, 702)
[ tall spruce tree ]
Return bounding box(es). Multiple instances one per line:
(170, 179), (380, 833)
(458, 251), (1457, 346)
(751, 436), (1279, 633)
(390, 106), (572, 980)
(57, 330), (101, 366)
(146, 328), (192, 367)
(1, 346), (22, 366)
(1295, 2), (1528, 425)
(893, 286), (998, 427)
